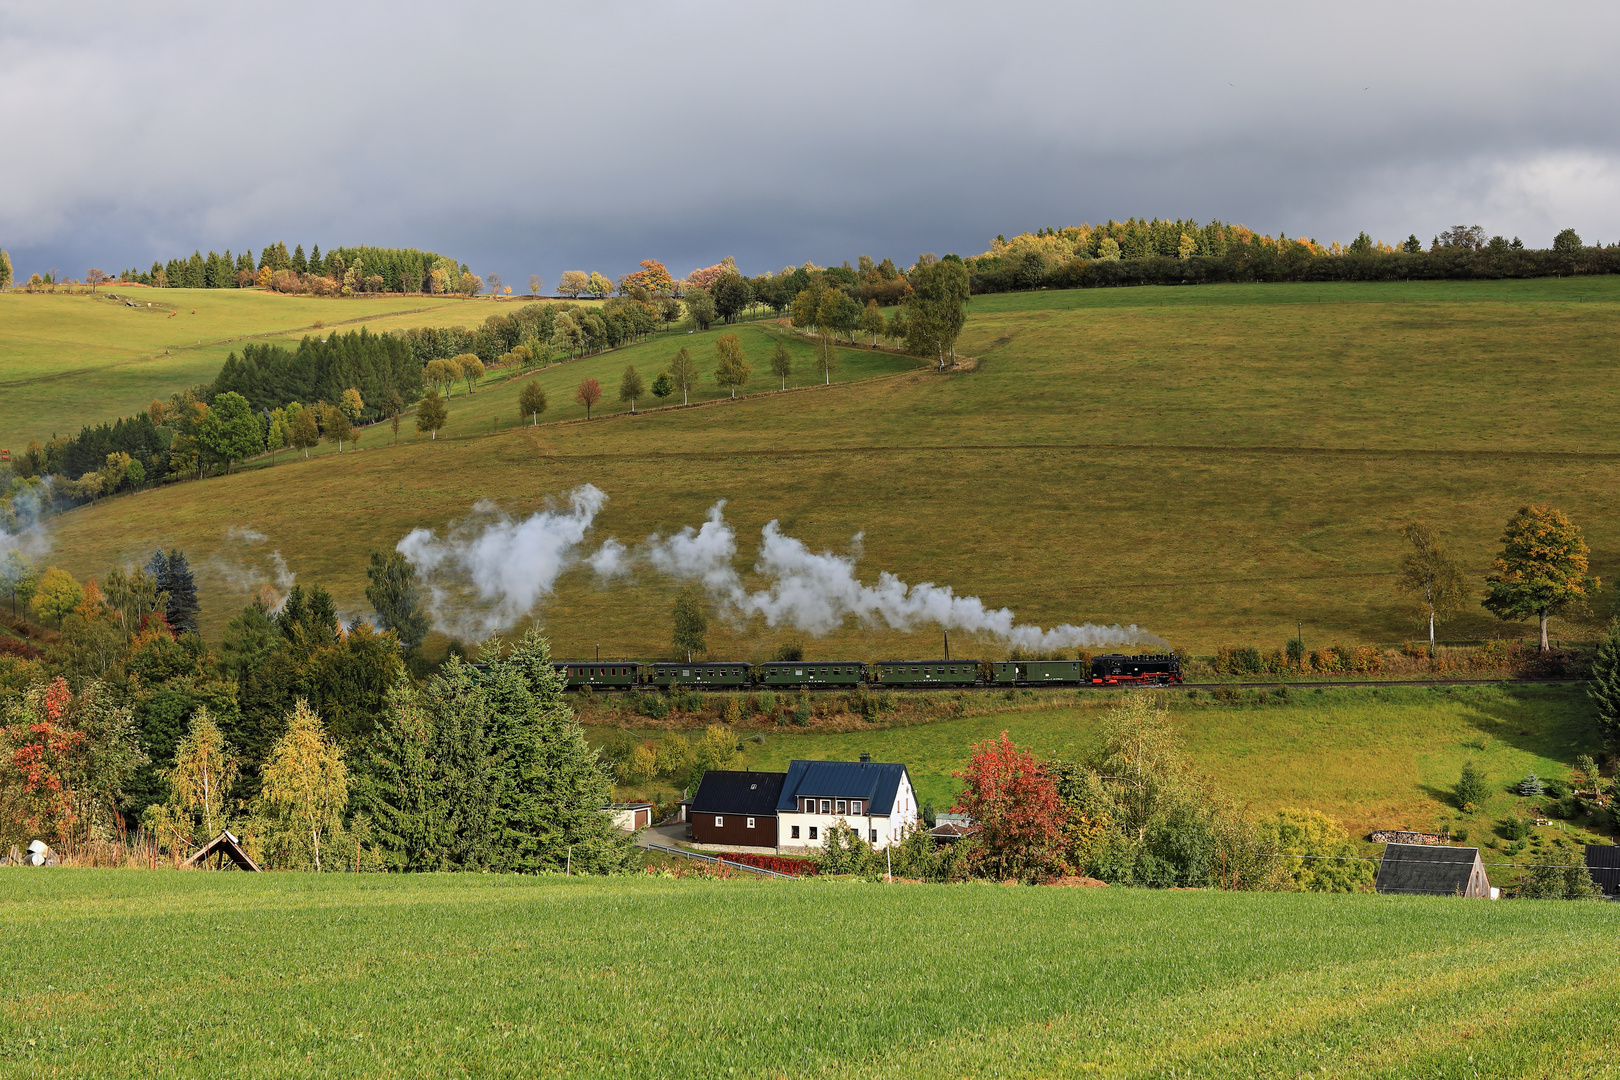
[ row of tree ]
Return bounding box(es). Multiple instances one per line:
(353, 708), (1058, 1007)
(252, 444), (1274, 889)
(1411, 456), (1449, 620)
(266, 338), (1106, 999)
(967, 221), (1617, 293)
(117, 245), (465, 295)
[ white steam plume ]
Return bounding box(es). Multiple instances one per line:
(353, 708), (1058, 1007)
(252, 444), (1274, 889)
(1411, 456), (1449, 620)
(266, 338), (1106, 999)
(0, 479), (53, 565)
(599, 500), (1164, 651)
(397, 485), (608, 640)
(210, 526), (296, 611)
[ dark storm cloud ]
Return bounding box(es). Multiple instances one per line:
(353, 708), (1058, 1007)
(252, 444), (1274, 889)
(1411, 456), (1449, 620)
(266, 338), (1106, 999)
(4, 1), (1618, 284)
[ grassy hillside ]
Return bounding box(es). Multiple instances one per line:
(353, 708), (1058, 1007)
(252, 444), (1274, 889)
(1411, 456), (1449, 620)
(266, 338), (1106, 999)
(41, 277), (1620, 655)
(0, 288), (517, 448)
(3, 870), (1616, 1078)
(607, 684), (1602, 842)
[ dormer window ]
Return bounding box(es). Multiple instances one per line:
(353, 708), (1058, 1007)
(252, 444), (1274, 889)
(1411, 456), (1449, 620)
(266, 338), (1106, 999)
(850, 800), (862, 815)
(819, 799), (831, 814)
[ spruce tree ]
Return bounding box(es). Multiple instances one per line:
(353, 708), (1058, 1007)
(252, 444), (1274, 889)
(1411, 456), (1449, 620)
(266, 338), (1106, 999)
(1590, 618), (1620, 746)
(481, 629), (635, 873)
(291, 244), (308, 274)
(365, 550), (430, 651)
(308, 244), (323, 276)
(162, 548), (200, 634)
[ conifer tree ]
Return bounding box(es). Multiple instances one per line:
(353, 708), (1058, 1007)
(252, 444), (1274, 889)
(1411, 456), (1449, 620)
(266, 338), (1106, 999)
(1591, 618), (1620, 746)
(365, 550), (430, 651)
(291, 244), (307, 274)
(160, 549), (200, 634)
(308, 245), (323, 276)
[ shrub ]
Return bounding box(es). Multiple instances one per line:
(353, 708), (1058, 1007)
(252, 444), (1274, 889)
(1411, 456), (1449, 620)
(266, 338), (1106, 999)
(1517, 772), (1545, 797)
(1499, 817), (1533, 841)
(773, 640), (804, 662)
(1543, 778), (1569, 799)
(754, 691), (777, 715)
(1455, 761), (1489, 812)
(721, 697), (743, 724)
(792, 693), (812, 726)
(1513, 853), (1601, 900)
(638, 694), (669, 720)
(1256, 808), (1374, 892)
(1452, 827), (1469, 843)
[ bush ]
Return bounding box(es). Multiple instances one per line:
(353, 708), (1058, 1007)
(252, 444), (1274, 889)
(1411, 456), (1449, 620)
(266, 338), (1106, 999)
(792, 693), (812, 726)
(1499, 817), (1533, 841)
(1256, 808), (1374, 892)
(1543, 778), (1569, 799)
(1513, 854), (1601, 900)
(1517, 772), (1545, 797)
(721, 697), (743, 724)
(1455, 761), (1489, 812)
(753, 691), (777, 715)
(1451, 827), (1469, 843)
(638, 694), (669, 720)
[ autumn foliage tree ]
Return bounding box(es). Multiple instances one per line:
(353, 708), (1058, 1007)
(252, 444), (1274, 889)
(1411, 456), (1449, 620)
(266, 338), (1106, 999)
(1483, 504), (1598, 651)
(952, 731), (1067, 881)
(574, 378), (602, 419)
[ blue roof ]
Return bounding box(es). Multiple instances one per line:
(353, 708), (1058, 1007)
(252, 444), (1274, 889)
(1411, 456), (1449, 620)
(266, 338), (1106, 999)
(776, 759), (908, 815)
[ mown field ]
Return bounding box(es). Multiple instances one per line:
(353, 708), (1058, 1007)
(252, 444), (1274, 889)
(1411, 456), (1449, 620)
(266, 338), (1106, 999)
(0, 288), (528, 448)
(605, 684), (1603, 842)
(38, 276), (1620, 654)
(3, 870), (1616, 1079)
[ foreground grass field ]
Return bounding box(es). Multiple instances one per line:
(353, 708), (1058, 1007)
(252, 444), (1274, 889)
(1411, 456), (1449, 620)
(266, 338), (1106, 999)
(42, 276), (1620, 652)
(3, 871), (1616, 1078)
(0, 288), (511, 448)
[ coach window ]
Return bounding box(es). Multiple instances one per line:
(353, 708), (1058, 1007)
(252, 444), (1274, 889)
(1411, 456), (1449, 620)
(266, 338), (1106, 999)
(714, 816), (724, 827)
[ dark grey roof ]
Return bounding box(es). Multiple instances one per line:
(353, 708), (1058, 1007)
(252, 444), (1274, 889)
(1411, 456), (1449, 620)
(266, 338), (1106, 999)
(776, 759), (908, 815)
(692, 771), (786, 816)
(1375, 842), (1489, 896)
(877, 659), (983, 666)
(1585, 845), (1620, 895)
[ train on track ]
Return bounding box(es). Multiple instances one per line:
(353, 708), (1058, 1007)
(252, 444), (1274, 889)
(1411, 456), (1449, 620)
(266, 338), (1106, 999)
(549, 653), (1182, 691)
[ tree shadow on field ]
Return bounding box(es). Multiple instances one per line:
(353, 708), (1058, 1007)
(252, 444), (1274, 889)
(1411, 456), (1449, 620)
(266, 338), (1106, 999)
(1453, 685), (1599, 764)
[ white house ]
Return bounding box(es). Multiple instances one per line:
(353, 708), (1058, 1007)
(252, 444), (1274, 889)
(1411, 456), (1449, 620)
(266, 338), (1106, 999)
(774, 753), (920, 854)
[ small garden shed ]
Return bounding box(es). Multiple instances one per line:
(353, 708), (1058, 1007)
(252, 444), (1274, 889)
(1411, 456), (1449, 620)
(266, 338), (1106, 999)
(1584, 845), (1620, 896)
(1375, 842), (1490, 898)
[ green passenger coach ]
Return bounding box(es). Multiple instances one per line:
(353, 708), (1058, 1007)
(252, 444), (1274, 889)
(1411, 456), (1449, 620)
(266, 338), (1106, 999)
(872, 660), (982, 686)
(755, 662), (866, 687)
(648, 662), (753, 687)
(552, 661), (643, 689)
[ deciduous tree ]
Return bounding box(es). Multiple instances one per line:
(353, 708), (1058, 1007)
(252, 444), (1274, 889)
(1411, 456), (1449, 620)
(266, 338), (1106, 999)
(1483, 504), (1597, 651)
(415, 389), (448, 440)
(651, 371), (673, 402)
(558, 270), (588, 298)
(528, 274), (543, 296)
(859, 300), (885, 345)
(365, 551), (430, 651)
(672, 587), (708, 659)
(291, 402), (321, 456)
(685, 287), (716, 331)
(197, 390), (264, 473)
(574, 378), (602, 419)
(141, 706), (239, 851)
(1396, 522), (1467, 655)
(319, 402), (353, 452)
(953, 731), (1066, 882)
(587, 271), (612, 298)
(31, 567), (83, 625)
(257, 699), (349, 872)
(618, 365), (645, 413)
(339, 387), (364, 422)
(519, 381), (547, 425)
(769, 340), (793, 389)
(453, 353), (485, 395)
(668, 347), (697, 405)
(713, 333), (750, 398)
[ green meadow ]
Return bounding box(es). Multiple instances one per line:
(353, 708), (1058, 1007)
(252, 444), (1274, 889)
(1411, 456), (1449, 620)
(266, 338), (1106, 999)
(0, 288), (505, 449)
(607, 683), (1603, 843)
(38, 276), (1620, 655)
(3, 870), (1616, 1079)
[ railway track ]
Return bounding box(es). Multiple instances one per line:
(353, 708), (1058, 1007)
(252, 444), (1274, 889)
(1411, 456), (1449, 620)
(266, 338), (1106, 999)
(571, 676), (1584, 695)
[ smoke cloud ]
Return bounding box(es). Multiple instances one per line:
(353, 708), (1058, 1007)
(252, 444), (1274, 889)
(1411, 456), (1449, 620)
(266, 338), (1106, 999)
(397, 485), (609, 640)
(209, 525), (296, 612)
(602, 500), (1164, 651)
(0, 480), (53, 565)
(393, 487), (1163, 649)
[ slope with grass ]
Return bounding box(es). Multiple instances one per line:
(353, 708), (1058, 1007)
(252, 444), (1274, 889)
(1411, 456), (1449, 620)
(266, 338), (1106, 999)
(3, 870), (1616, 1079)
(628, 683), (1599, 842)
(40, 277), (1620, 655)
(1, 288), (499, 448)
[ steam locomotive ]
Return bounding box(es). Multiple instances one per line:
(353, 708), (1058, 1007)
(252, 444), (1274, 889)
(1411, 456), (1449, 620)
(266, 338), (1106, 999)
(550, 653), (1182, 691)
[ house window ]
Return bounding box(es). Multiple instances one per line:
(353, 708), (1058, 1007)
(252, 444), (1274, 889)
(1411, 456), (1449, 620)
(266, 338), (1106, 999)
(809, 826), (818, 840)
(819, 799), (831, 814)
(803, 798), (815, 813)
(851, 800), (862, 815)
(870, 829), (877, 842)
(746, 817), (756, 829)
(714, 816), (724, 827)
(791, 825), (800, 839)
(835, 800), (847, 814)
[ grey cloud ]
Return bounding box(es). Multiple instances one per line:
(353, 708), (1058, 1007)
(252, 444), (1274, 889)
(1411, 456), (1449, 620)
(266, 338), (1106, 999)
(4, 1), (1618, 283)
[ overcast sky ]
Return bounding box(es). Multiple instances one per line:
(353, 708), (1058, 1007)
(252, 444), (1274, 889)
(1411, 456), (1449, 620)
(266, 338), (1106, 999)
(4, 1), (1618, 285)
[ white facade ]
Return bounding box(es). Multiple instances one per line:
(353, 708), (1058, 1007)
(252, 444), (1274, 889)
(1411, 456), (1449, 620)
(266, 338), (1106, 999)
(776, 771), (920, 852)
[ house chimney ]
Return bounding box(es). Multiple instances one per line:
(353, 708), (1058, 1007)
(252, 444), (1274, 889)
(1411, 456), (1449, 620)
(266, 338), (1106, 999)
(860, 752), (871, 765)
